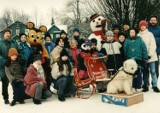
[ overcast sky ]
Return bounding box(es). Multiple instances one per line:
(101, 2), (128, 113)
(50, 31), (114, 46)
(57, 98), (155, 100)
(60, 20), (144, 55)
(0, 0), (67, 25)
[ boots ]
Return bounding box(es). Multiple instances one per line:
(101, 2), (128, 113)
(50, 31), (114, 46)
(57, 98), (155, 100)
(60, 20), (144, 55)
(4, 99), (9, 104)
(142, 87), (149, 92)
(33, 98), (41, 105)
(10, 100), (16, 106)
(153, 87), (160, 93)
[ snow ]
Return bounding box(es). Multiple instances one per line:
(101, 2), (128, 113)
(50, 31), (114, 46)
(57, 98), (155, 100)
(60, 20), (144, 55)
(0, 78), (160, 113)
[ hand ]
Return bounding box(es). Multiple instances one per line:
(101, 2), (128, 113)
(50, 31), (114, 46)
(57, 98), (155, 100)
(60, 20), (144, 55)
(148, 56), (151, 60)
(61, 56), (68, 61)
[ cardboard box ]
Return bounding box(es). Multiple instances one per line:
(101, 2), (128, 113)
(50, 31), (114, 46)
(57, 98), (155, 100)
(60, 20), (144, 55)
(101, 92), (144, 107)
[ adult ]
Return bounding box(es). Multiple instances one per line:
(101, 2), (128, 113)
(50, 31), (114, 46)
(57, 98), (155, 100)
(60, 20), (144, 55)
(0, 29), (24, 104)
(148, 15), (160, 79)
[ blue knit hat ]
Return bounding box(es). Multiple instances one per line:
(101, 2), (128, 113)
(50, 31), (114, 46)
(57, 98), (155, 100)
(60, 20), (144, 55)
(33, 54), (42, 62)
(85, 40), (92, 46)
(73, 28), (80, 33)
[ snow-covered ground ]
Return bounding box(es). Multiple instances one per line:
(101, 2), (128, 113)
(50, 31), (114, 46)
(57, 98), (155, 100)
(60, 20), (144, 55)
(0, 78), (160, 113)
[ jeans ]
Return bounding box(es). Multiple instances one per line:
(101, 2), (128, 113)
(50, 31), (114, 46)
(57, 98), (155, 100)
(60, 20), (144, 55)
(1, 78), (9, 100)
(155, 59), (159, 79)
(12, 81), (25, 101)
(133, 66), (142, 89)
(54, 75), (76, 98)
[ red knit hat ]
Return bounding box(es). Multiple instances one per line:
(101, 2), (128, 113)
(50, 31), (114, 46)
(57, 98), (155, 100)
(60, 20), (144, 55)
(139, 20), (148, 29)
(8, 48), (18, 57)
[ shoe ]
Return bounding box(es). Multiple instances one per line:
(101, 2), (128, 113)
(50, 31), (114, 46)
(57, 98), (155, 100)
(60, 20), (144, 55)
(33, 98), (41, 105)
(142, 87), (149, 92)
(58, 97), (65, 102)
(4, 100), (9, 104)
(41, 96), (47, 100)
(19, 100), (25, 104)
(153, 87), (160, 92)
(10, 100), (16, 106)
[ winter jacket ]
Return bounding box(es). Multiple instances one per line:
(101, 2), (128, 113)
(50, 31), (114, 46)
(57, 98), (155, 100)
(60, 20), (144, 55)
(66, 48), (80, 68)
(138, 29), (158, 62)
(74, 36), (85, 49)
(24, 64), (46, 97)
(44, 42), (55, 56)
(0, 39), (24, 78)
(102, 41), (122, 55)
(50, 46), (63, 68)
(5, 61), (24, 83)
(124, 36), (148, 61)
(148, 24), (160, 55)
(19, 41), (32, 65)
(63, 37), (70, 48)
(78, 51), (92, 71)
(51, 62), (74, 80)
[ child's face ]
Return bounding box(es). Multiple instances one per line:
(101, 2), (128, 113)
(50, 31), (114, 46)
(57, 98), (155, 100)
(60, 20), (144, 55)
(36, 60), (42, 66)
(91, 43), (96, 49)
(85, 45), (91, 50)
(11, 55), (17, 61)
(140, 26), (147, 31)
(119, 35), (125, 42)
(20, 35), (27, 42)
(61, 33), (67, 39)
(129, 30), (136, 38)
(73, 32), (79, 37)
(113, 28), (119, 34)
(107, 36), (113, 41)
(58, 39), (64, 47)
(70, 42), (77, 48)
(45, 37), (51, 42)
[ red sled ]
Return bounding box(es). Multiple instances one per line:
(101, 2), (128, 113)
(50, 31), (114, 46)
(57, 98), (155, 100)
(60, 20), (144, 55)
(74, 57), (108, 99)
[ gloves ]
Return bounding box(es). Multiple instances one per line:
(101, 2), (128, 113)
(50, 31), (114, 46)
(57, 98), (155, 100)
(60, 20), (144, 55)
(4, 59), (11, 67)
(148, 56), (151, 60)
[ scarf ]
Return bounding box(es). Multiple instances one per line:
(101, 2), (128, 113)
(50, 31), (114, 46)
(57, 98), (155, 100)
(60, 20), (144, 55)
(94, 30), (105, 40)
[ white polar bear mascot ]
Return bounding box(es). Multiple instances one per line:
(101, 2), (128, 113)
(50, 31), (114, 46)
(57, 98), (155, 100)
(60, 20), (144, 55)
(88, 13), (108, 51)
(107, 59), (138, 95)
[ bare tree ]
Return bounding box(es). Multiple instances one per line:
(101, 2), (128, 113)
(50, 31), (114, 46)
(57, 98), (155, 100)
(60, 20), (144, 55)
(83, 0), (160, 27)
(2, 8), (12, 27)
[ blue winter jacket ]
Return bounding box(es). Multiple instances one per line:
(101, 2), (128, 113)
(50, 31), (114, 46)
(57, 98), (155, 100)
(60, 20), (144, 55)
(148, 24), (160, 55)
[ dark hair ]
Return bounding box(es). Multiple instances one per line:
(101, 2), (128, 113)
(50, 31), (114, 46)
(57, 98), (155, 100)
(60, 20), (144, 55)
(3, 29), (11, 35)
(150, 15), (158, 20)
(19, 33), (27, 40)
(55, 37), (64, 46)
(44, 32), (51, 40)
(57, 49), (71, 74)
(128, 27), (138, 36)
(112, 24), (120, 30)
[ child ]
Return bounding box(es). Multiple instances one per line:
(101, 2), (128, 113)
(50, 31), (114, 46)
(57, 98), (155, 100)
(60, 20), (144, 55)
(138, 20), (160, 92)
(51, 50), (75, 102)
(118, 32), (126, 62)
(18, 33), (32, 67)
(78, 40), (92, 80)
(5, 48), (25, 106)
(44, 32), (56, 56)
(102, 30), (122, 75)
(24, 54), (52, 105)
(124, 28), (148, 91)
(60, 30), (69, 48)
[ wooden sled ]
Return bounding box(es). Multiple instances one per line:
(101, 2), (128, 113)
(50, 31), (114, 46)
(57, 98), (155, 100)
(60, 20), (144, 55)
(74, 56), (109, 99)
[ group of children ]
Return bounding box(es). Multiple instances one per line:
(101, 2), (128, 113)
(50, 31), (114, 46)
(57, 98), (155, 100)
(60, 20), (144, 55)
(2, 19), (160, 107)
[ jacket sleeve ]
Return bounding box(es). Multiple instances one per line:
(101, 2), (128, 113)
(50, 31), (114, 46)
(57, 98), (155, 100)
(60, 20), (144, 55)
(141, 39), (148, 60)
(16, 41), (25, 61)
(5, 66), (15, 82)
(148, 33), (157, 57)
(51, 63), (61, 80)
(123, 39), (128, 58)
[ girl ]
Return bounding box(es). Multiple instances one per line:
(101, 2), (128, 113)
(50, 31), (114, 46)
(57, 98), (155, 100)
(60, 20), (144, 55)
(51, 51), (75, 102)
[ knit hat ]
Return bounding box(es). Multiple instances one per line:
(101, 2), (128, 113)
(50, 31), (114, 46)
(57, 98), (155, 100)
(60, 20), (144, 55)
(139, 20), (148, 29)
(90, 13), (100, 22)
(73, 28), (80, 33)
(91, 38), (97, 45)
(3, 29), (11, 35)
(105, 31), (114, 37)
(84, 40), (92, 46)
(60, 30), (67, 35)
(44, 32), (51, 40)
(19, 33), (27, 39)
(33, 54), (42, 62)
(8, 48), (18, 57)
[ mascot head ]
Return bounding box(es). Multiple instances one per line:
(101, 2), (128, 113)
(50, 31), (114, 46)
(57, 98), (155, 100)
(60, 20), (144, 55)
(90, 13), (107, 32)
(26, 22), (47, 46)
